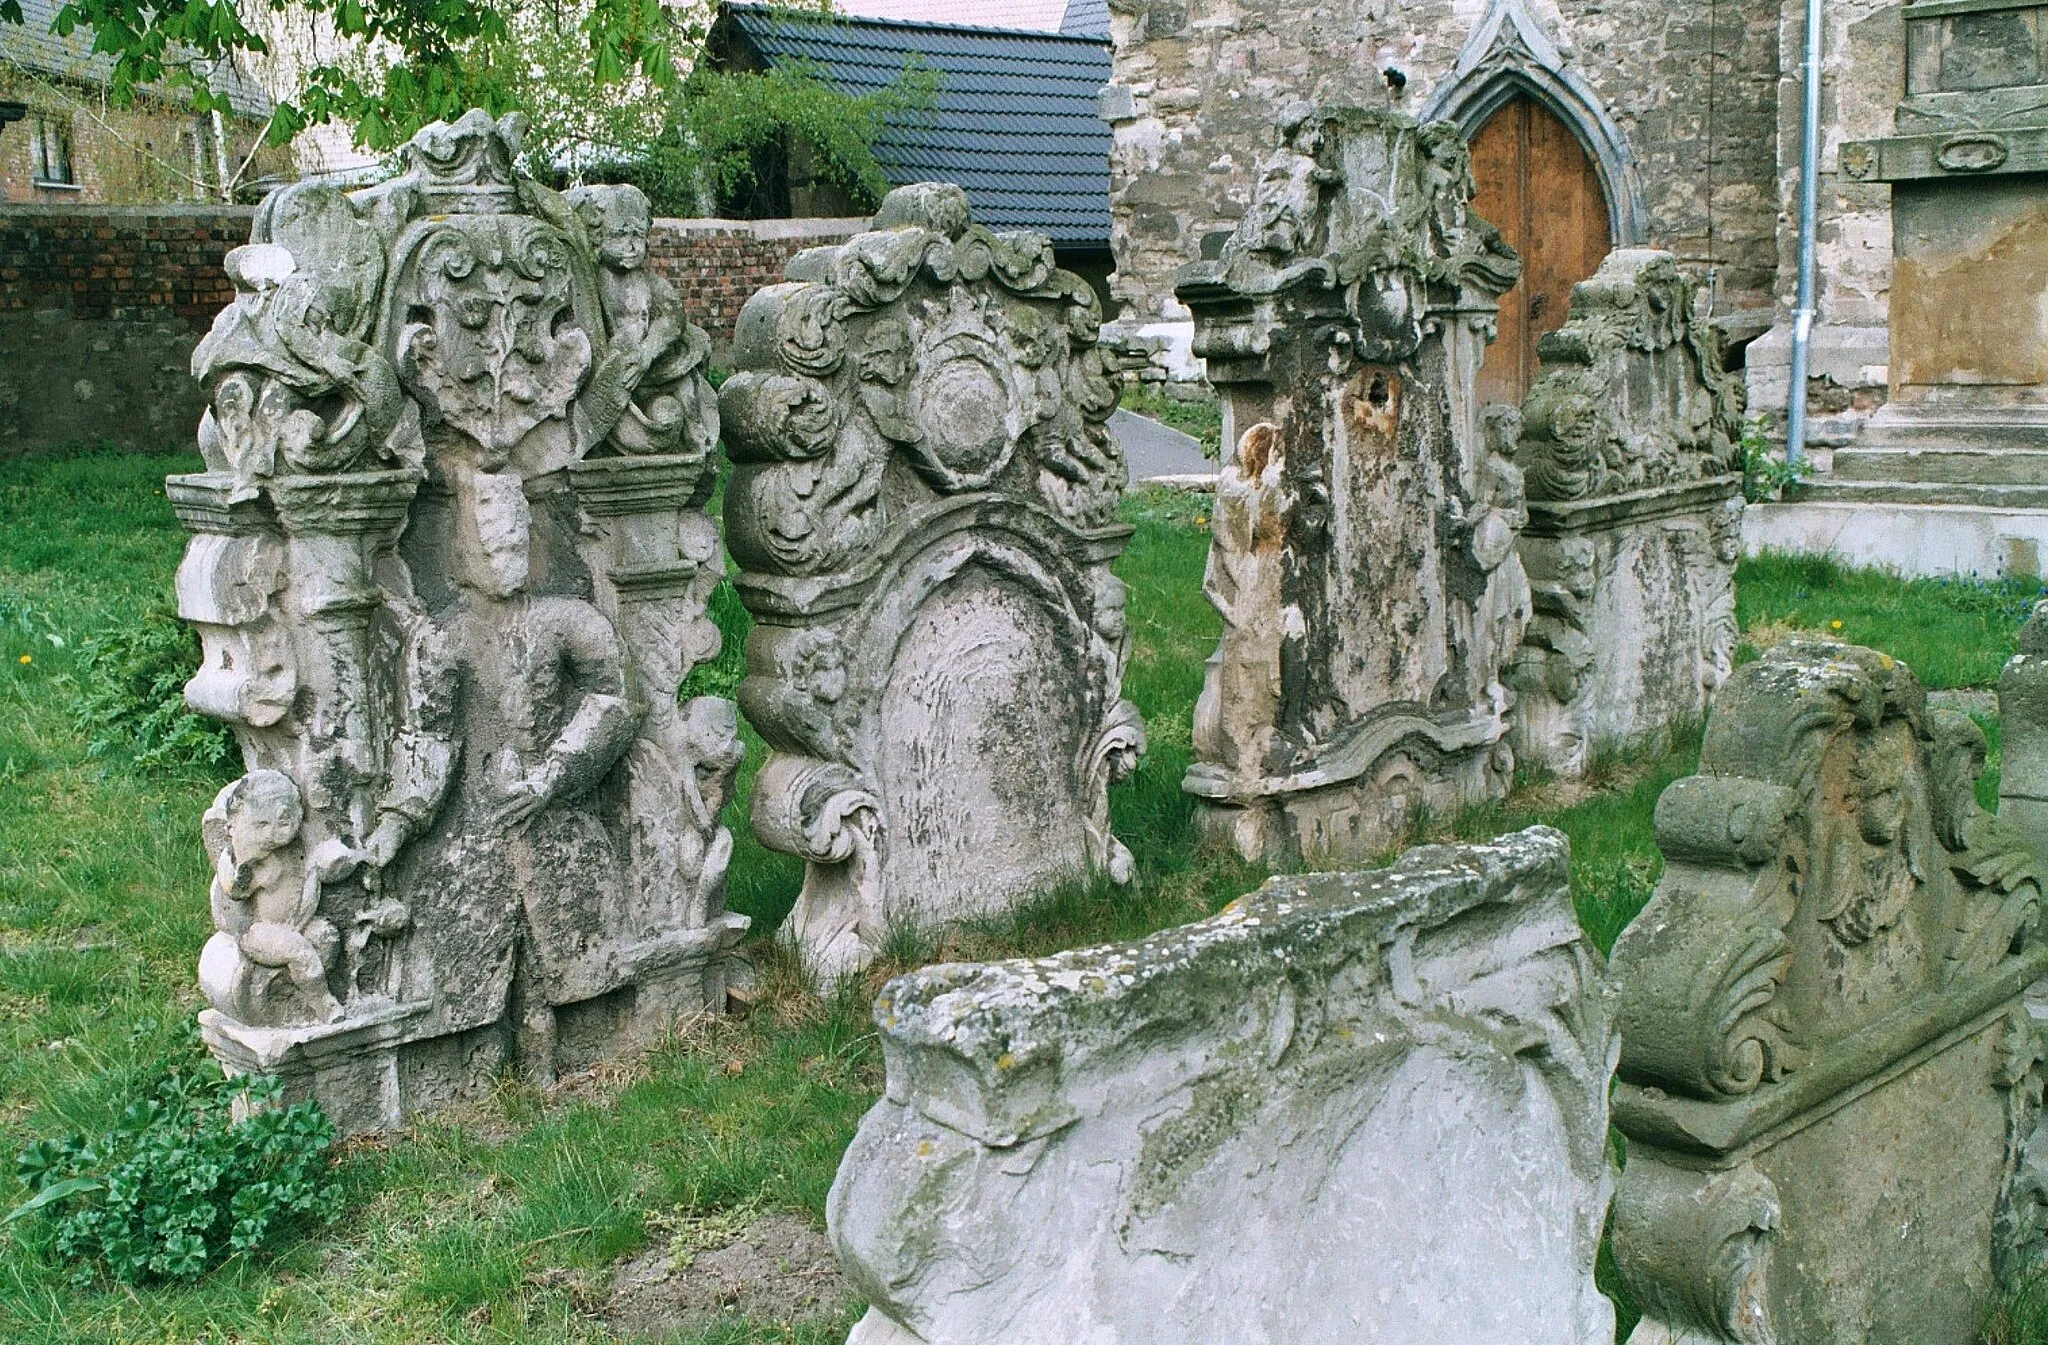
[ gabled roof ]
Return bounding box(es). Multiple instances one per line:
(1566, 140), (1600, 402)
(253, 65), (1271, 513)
(0, 0), (272, 119)
(720, 3), (1111, 248)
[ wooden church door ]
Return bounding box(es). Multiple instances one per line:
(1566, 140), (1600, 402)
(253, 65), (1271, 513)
(1468, 93), (1613, 408)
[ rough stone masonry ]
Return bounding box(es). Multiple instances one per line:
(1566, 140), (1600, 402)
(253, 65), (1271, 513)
(172, 111), (746, 1134)
(1179, 105), (1530, 866)
(829, 826), (1615, 1345)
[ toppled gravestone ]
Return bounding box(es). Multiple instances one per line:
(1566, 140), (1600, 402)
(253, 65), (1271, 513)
(720, 183), (1144, 981)
(1507, 248), (1746, 777)
(172, 111), (745, 1133)
(828, 826), (1616, 1345)
(1611, 639), (2048, 1344)
(1178, 106), (1529, 866)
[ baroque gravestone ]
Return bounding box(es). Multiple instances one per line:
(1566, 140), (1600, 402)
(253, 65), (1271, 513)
(1508, 248), (1746, 776)
(827, 826), (1615, 1345)
(1611, 639), (2048, 1344)
(1177, 106), (1529, 866)
(721, 183), (1144, 981)
(2002, 600), (2048, 861)
(172, 111), (746, 1133)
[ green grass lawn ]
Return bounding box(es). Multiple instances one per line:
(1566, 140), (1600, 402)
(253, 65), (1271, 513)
(0, 450), (2029, 1343)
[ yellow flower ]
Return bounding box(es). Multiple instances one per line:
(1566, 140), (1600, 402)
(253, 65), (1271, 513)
(1195, 515), (1209, 527)
(16, 654), (29, 665)
(1829, 619), (1844, 631)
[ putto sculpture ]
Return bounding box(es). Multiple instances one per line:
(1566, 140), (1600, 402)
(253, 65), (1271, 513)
(722, 183), (1144, 981)
(1610, 640), (2047, 1344)
(1509, 248), (1746, 776)
(1177, 106), (1528, 866)
(172, 112), (744, 1133)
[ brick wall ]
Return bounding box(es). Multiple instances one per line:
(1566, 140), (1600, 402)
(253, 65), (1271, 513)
(0, 204), (252, 454)
(0, 205), (867, 456)
(646, 216), (869, 344)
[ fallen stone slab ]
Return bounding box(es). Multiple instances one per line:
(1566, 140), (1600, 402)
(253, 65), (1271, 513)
(828, 825), (1615, 1345)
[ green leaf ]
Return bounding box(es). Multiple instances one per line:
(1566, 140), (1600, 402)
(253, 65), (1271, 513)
(4, 1176), (104, 1225)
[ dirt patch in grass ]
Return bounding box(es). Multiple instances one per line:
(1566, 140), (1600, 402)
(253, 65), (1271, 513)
(606, 1213), (855, 1338)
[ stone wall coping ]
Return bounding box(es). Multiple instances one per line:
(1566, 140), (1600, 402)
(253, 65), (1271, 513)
(650, 214), (869, 239)
(0, 203), (258, 221)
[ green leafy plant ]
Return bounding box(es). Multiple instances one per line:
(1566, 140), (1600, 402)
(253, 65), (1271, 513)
(586, 61), (942, 218)
(1741, 414), (1803, 503)
(62, 607), (236, 778)
(8, 1062), (343, 1285)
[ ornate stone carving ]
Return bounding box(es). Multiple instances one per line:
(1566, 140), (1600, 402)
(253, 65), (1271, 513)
(1610, 639), (2048, 1344)
(722, 183), (1142, 981)
(1508, 248), (1747, 777)
(827, 827), (1615, 1345)
(1177, 106), (1527, 866)
(172, 111), (745, 1134)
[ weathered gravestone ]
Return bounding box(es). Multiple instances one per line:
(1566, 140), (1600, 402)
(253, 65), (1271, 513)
(1177, 106), (1529, 867)
(828, 826), (1615, 1345)
(2002, 600), (2048, 860)
(1611, 640), (2048, 1344)
(721, 183), (1144, 981)
(1508, 248), (1747, 777)
(171, 111), (746, 1133)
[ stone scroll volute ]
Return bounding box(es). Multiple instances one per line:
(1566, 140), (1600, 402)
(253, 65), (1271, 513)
(721, 183), (1144, 982)
(1610, 639), (2048, 1344)
(173, 111), (743, 1134)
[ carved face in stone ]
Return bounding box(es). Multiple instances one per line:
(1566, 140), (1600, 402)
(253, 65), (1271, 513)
(224, 770), (304, 863)
(581, 187), (651, 274)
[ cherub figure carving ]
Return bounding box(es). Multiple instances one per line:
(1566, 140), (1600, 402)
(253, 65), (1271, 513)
(678, 696), (746, 927)
(198, 770), (342, 1025)
(1246, 105), (1334, 260)
(569, 184), (719, 459)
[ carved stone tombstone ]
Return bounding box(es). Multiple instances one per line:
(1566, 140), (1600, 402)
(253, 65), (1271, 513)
(1177, 106), (1529, 867)
(1611, 640), (2048, 1344)
(721, 183), (1143, 981)
(827, 826), (1615, 1345)
(2002, 601), (2048, 862)
(1508, 249), (1746, 776)
(172, 112), (745, 1133)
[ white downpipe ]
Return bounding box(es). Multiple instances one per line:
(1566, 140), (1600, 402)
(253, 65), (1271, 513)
(1786, 0), (1825, 467)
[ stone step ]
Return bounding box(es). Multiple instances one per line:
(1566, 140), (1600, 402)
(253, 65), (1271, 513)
(1788, 477), (2048, 508)
(1854, 415), (2048, 455)
(1829, 446), (2048, 486)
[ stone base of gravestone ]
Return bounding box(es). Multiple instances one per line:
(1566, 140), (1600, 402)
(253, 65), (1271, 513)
(1512, 479), (1742, 777)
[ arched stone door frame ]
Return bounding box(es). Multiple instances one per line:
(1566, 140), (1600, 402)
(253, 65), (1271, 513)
(1420, 0), (1647, 248)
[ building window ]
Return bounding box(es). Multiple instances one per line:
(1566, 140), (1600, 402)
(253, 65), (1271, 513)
(31, 116), (74, 186)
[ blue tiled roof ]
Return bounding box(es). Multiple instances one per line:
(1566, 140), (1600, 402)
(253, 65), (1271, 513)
(723, 3), (1110, 247)
(1061, 0), (1110, 39)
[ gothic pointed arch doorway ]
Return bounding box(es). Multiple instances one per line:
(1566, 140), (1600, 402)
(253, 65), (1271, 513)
(1468, 93), (1614, 408)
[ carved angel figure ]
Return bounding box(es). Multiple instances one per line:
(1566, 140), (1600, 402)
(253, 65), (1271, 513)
(568, 184), (719, 459)
(198, 770), (342, 1026)
(1193, 421), (1300, 778)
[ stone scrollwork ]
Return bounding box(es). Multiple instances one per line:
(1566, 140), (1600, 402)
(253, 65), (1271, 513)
(1611, 639), (2048, 1342)
(1508, 248), (1747, 779)
(1612, 1157), (1782, 1345)
(172, 110), (746, 1134)
(724, 183), (1143, 981)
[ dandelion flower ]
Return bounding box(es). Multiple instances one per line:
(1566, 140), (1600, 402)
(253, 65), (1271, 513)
(16, 654), (28, 665)
(1829, 619), (1843, 631)
(1195, 515), (1209, 527)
